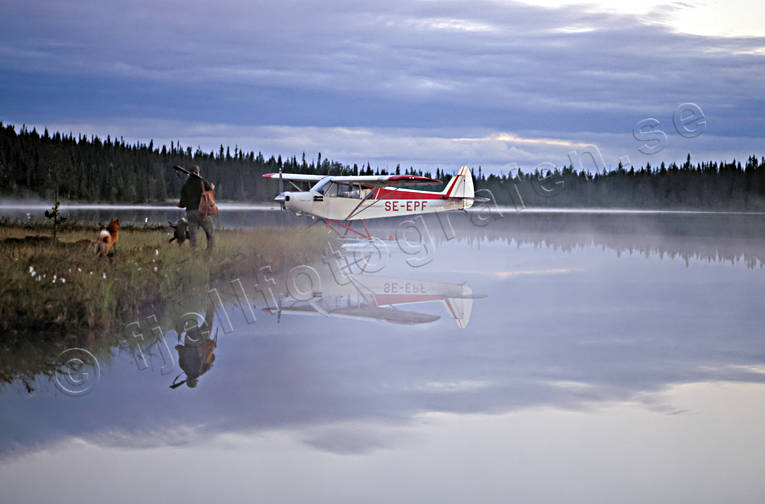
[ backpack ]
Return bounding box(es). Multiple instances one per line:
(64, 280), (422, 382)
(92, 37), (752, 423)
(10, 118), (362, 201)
(198, 180), (218, 216)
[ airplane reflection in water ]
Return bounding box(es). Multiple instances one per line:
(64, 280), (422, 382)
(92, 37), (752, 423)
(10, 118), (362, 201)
(260, 248), (487, 328)
(262, 274), (484, 327)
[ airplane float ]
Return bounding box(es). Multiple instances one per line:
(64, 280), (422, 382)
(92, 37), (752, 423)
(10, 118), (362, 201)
(263, 166), (475, 239)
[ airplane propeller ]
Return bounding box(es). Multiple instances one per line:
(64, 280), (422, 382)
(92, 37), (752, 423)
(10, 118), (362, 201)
(278, 166), (285, 210)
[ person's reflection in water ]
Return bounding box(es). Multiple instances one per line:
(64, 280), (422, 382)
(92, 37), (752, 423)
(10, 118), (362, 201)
(170, 301), (217, 390)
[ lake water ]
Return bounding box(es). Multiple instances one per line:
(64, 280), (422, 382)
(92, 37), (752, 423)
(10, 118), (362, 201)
(2, 207), (765, 503)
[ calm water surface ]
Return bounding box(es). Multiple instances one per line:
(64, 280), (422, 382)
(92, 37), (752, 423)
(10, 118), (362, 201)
(2, 208), (765, 503)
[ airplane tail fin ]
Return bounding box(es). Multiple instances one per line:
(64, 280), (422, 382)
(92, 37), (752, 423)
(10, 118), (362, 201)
(442, 284), (476, 329)
(441, 165), (475, 209)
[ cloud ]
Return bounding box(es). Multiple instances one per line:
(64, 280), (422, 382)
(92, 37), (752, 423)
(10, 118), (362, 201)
(0, 0), (763, 167)
(301, 423), (416, 455)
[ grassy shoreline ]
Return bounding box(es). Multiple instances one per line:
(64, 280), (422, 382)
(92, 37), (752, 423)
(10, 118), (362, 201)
(1, 224), (328, 335)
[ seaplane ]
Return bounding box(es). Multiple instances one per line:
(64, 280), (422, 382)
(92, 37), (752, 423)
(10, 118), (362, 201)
(262, 269), (486, 328)
(263, 166), (475, 239)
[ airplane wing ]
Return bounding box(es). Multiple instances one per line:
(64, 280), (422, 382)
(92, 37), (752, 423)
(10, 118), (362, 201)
(262, 173), (326, 182)
(262, 173), (441, 187)
(330, 175), (441, 187)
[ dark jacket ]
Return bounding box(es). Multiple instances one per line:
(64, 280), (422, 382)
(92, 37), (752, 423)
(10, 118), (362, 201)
(179, 177), (213, 211)
(175, 335), (216, 382)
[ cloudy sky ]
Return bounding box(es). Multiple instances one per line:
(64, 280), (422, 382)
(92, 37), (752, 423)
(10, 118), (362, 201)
(1, 0), (763, 172)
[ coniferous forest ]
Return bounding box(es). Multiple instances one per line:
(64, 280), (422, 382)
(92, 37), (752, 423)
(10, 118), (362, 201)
(1, 122), (764, 210)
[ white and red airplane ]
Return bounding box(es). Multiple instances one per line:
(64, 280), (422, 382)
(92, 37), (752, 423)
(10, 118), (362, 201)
(263, 166), (475, 238)
(262, 272), (485, 328)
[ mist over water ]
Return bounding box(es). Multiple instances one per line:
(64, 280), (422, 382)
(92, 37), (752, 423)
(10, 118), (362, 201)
(2, 206), (765, 503)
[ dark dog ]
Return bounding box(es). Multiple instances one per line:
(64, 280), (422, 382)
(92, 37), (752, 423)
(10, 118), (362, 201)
(169, 218), (190, 245)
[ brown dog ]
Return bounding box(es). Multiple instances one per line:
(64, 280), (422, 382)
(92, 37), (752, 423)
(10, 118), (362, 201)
(95, 218), (120, 257)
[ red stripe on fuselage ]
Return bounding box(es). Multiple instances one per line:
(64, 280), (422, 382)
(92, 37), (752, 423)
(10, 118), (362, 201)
(373, 188), (444, 200)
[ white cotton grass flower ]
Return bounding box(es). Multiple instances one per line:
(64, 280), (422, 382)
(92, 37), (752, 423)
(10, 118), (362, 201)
(155, 249), (159, 256)
(61, 278), (66, 284)
(153, 266), (157, 272)
(90, 271), (93, 275)
(102, 272), (107, 279)
(77, 267), (82, 272)
(29, 266), (36, 277)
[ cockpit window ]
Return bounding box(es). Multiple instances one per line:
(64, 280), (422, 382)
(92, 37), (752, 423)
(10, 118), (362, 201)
(311, 177), (332, 195)
(324, 183), (338, 197)
(335, 183), (362, 199)
(311, 179), (367, 198)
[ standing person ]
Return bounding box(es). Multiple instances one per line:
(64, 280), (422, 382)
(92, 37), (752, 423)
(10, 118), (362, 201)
(179, 165), (214, 251)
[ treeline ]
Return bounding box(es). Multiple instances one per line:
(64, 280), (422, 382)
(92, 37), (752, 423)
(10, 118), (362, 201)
(481, 155), (765, 210)
(1, 122), (764, 209)
(0, 122), (373, 203)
